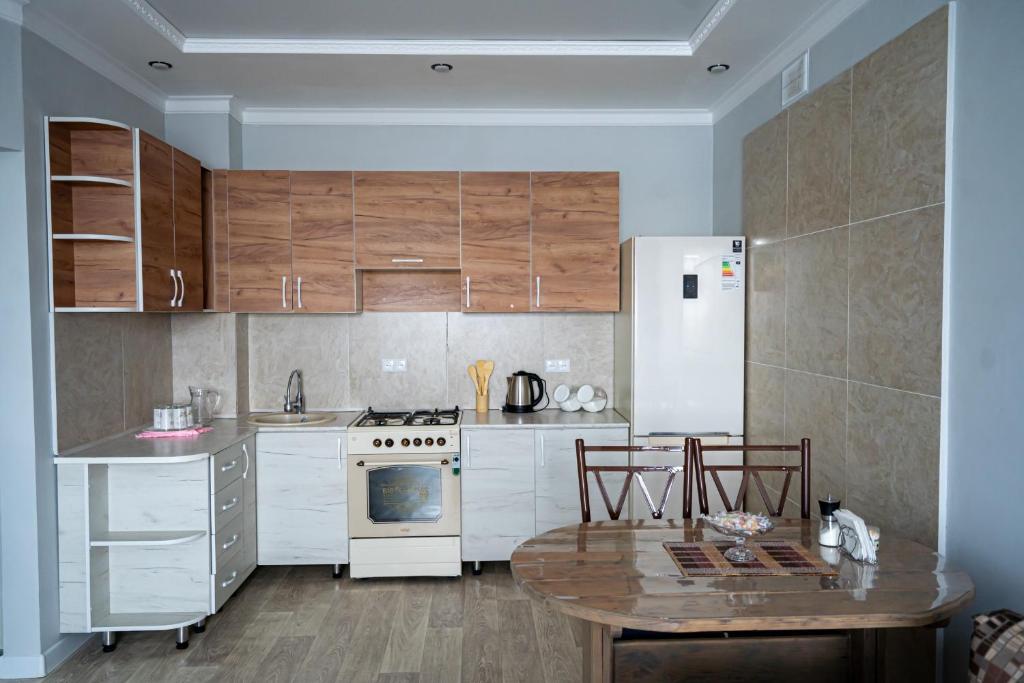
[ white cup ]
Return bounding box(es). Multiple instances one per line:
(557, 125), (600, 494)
(576, 384), (595, 403)
(552, 384), (573, 403)
(581, 387), (607, 413)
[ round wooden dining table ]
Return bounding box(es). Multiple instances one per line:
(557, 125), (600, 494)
(510, 518), (974, 682)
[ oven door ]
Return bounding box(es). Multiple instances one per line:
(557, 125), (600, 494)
(348, 453), (461, 538)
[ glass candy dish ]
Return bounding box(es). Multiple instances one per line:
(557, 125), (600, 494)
(701, 512), (775, 562)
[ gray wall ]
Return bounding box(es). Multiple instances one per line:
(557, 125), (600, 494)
(0, 25), (164, 675)
(244, 124), (714, 238)
(165, 112), (233, 169)
(943, 0), (1024, 676)
(712, 0), (947, 236)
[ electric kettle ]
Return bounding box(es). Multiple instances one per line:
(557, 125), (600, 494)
(503, 371), (548, 413)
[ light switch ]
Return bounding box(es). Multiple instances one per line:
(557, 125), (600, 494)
(382, 359), (407, 372)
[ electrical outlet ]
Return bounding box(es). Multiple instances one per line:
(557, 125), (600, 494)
(545, 359), (571, 373)
(382, 358), (407, 372)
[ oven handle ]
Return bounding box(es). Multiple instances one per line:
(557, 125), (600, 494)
(355, 459), (451, 467)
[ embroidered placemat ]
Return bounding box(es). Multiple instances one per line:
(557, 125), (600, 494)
(663, 540), (838, 577)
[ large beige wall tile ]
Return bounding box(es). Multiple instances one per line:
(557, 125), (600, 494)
(349, 312), (447, 409)
(784, 370), (846, 516)
(540, 314), (614, 409)
(849, 205), (943, 395)
(123, 314), (172, 429)
(235, 314), (250, 416)
(743, 111), (787, 244)
(172, 313), (240, 417)
(787, 71), (852, 236)
(446, 313), (544, 410)
(54, 314), (125, 450)
(851, 7), (947, 222)
(785, 228), (849, 378)
(746, 243), (785, 366)
(745, 362), (785, 445)
(847, 381), (939, 548)
(249, 314), (350, 411)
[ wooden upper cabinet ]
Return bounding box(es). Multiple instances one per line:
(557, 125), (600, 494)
(138, 131), (175, 312)
(460, 172), (531, 312)
(353, 172), (460, 269)
(530, 172), (620, 312)
(290, 171), (357, 313)
(203, 169), (230, 312)
(172, 148), (203, 311)
(227, 171), (293, 313)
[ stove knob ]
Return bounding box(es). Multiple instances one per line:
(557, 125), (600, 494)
(437, 437), (446, 447)
(401, 438), (410, 447)
(413, 438), (422, 447)
(424, 437), (434, 446)
(385, 438), (394, 448)
(372, 438), (382, 448)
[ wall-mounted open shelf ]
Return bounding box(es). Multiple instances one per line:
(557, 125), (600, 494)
(52, 233), (134, 243)
(46, 116), (139, 310)
(51, 175), (133, 188)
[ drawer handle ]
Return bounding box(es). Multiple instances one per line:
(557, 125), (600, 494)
(221, 497), (239, 512)
(220, 459), (238, 472)
(391, 258), (424, 263)
(221, 533), (240, 551)
(220, 570), (238, 588)
(242, 443), (250, 479)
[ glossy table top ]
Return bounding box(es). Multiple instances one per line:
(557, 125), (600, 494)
(510, 519), (974, 633)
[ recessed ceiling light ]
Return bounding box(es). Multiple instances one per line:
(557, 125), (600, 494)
(707, 64), (730, 74)
(148, 60), (173, 71)
(430, 63), (453, 74)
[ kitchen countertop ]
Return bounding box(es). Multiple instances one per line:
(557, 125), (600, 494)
(460, 409), (629, 430)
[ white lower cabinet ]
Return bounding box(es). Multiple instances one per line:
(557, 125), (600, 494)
(460, 425), (629, 563)
(461, 429), (536, 561)
(256, 431), (348, 565)
(534, 427), (629, 535)
(210, 435), (256, 612)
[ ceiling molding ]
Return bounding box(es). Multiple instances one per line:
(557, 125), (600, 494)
(710, 0), (870, 121)
(182, 38), (695, 57)
(118, 0), (185, 49)
(165, 95), (243, 121)
(0, 0), (29, 26)
(22, 5), (167, 112)
(242, 107), (713, 127)
(688, 0), (736, 53)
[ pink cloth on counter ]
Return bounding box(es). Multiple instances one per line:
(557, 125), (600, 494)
(135, 426), (213, 439)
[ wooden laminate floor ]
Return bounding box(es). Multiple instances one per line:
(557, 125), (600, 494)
(32, 563), (583, 683)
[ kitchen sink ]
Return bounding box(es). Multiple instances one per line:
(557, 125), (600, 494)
(247, 412), (336, 427)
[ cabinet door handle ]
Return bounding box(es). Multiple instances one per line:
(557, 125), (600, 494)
(177, 270), (184, 307)
(536, 276), (541, 308)
(392, 258), (424, 264)
(465, 276), (471, 308)
(337, 437), (343, 470)
(539, 433), (545, 468)
(242, 443), (250, 479)
(281, 275), (288, 308)
(221, 497), (239, 512)
(220, 570), (238, 588)
(220, 459), (238, 473)
(297, 276), (303, 309)
(221, 533), (240, 551)
(170, 268), (178, 307)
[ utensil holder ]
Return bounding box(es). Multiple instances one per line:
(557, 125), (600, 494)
(476, 392), (488, 413)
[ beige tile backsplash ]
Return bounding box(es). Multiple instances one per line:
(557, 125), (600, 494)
(740, 8), (947, 547)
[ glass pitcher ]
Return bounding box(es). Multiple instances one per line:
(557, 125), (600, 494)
(189, 386), (221, 426)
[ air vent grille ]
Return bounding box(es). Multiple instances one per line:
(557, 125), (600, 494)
(782, 51), (810, 107)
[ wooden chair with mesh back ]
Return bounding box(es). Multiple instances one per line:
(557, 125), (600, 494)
(691, 438), (811, 519)
(575, 438), (694, 522)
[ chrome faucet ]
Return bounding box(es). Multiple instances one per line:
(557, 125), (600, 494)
(283, 369), (305, 414)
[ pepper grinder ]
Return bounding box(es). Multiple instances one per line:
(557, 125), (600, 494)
(818, 495), (842, 548)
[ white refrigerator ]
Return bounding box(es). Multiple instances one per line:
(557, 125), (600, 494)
(614, 236), (746, 518)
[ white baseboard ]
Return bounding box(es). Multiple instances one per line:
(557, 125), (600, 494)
(0, 633), (93, 679)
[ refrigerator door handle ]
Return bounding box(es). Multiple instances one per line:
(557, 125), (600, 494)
(646, 431), (734, 438)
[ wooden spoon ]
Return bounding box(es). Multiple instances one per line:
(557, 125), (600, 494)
(477, 360), (495, 393)
(467, 365), (482, 396)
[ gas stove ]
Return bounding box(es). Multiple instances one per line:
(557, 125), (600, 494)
(352, 407), (461, 428)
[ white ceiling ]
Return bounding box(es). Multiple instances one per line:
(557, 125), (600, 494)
(148, 0), (721, 41)
(21, 0), (861, 118)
